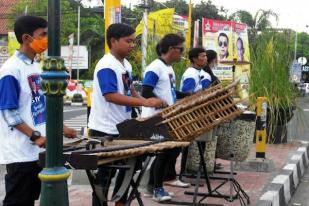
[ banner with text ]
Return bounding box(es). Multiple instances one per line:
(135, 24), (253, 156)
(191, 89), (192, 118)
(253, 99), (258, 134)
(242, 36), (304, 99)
(61, 46), (88, 70)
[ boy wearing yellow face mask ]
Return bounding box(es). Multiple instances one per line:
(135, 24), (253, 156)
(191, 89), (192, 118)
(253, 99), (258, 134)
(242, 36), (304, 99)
(0, 15), (77, 206)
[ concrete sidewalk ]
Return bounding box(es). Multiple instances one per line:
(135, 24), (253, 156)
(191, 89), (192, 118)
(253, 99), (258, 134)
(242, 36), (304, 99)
(0, 142), (308, 206)
(41, 141), (304, 206)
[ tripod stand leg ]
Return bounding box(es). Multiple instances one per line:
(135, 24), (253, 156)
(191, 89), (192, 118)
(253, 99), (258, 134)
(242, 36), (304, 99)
(125, 156), (152, 206)
(229, 155), (234, 201)
(197, 142), (212, 193)
(193, 162), (202, 205)
(232, 179), (250, 205)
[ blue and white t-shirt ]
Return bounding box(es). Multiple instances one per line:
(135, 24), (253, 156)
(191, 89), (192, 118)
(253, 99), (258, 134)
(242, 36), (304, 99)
(0, 51), (46, 164)
(141, 59), (176, 118)
(88, 53), (132, 135)
(180, 67), (202, 93)
(200, 69), (212, 89)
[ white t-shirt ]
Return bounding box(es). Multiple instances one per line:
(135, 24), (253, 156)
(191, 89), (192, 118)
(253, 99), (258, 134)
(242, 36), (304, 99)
(141, 59), (176, 118)
(180, 67), (202, 93)
(200, 69), (212, 89)
(0, 51), (46, 164)
(88, 53), (132, 135)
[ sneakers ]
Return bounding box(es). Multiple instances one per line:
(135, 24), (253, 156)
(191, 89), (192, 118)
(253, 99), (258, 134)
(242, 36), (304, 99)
(144, 187), (175, 197)
(164, 179), (190, 188)
(153, 187), (172, 202)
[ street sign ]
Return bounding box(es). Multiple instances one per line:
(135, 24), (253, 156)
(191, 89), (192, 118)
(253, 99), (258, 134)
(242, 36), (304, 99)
(290, 62), (302, 83)
(302, 65), (309, 72)
(0, 46), (9, 68)
(301, 66), (309, 83)
(298, 57), (307, 65)
(61, 46), (88, 70)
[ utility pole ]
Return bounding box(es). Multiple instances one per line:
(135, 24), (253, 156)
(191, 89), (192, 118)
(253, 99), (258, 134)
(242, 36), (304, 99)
(77, 5), (80, 81)
(141, 0), (149, 72)
(294, 31), (298, 61)
(185, 0), (192, 50)
(39, 0), (70, 205)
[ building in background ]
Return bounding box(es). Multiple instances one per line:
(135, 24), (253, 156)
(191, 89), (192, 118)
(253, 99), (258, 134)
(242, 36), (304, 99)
(0, 0), (21, 67)
(0, 0), (21, 41)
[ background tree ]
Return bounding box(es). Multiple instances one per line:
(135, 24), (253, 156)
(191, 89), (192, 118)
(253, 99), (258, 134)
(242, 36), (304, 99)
(229, 9), (278, 30)
(229, 9), (278, 49)
(229, 10), (254, 28)
(293, 32), (309, 60)
(9, 0), (233, 80)
(10, 0), (104, 79)
(192, 0), (226, 46)
(121, 0), (227, 80)
(193, 0), (226, 21)
(121, 5), (143, 27)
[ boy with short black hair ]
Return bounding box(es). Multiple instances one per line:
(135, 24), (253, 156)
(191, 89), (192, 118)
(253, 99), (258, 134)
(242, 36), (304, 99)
(141, 33), (187, 202)
(180, 47), (207, 93)
(0, 15), (76, 206)
(171, 47), (208, 183)
(88, 23), (164, 206)
(201, 49), (220, 88)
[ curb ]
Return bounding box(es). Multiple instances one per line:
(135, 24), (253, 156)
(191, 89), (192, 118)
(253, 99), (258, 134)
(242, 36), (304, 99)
(64, 101), (86, 106)
(257, 142), (309, 206)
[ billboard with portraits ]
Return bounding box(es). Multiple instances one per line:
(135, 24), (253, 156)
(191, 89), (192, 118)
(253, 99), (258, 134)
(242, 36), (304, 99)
(202, 19), (250, 63)
(202, 18), (251, 98)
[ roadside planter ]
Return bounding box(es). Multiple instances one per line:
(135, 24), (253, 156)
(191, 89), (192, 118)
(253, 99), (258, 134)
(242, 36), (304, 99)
(186, 130), (217, 174)
(216, 112), (256, 162)
(267, 107), (294, 144)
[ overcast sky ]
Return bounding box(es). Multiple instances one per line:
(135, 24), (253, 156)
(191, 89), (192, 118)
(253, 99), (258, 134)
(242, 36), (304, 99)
(82, 0), (309, 32)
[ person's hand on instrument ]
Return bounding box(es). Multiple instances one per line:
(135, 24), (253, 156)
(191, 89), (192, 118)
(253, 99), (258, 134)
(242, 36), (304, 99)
(143, 97), (167, 108)
(63, 125), (77, 138)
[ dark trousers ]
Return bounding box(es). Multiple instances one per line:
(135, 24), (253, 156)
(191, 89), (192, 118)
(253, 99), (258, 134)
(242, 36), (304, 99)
(148, 148), (181, 189)
(3, 161), (42, 206)
(89, 129), (128, 206)
(87, 106), (91, 124)
(179, 146), (189, 180)
(163, 148), (182, 182)
(92, 165), (127, 206)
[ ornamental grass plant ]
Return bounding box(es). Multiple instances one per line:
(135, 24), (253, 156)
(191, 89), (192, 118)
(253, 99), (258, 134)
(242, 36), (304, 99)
(249, 30), (296, 143)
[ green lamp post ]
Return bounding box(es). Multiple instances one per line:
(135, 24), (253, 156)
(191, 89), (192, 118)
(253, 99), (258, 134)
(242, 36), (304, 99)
(39, 0), (70, 205)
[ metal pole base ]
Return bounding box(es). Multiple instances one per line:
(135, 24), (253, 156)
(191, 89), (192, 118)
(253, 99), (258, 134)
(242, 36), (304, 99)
(39, 167), (71, 206)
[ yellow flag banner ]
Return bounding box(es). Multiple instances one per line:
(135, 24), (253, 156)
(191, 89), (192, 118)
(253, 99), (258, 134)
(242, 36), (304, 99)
(104, 0), (121, 53)
(136, 8), (175, 38)
(8, 32), (20, 56)
(185, 0), (192, 49)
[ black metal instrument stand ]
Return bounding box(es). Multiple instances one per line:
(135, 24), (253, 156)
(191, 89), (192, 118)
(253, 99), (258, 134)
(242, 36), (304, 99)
(85, 154), (154, 206)
(183, 141), (250, 206)
(160, 141), (222, 206)
(125, 156), (153, 206)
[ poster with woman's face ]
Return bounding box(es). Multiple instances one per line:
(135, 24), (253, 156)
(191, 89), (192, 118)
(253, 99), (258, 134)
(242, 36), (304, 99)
(233, 22), (250, 62)
(233, 22), (251, 90)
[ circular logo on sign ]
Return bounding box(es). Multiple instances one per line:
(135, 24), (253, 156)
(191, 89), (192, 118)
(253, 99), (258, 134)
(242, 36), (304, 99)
(293, 74), (298, 81)
(0, 46), (8, 55)
(298, 57), (307, 65)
